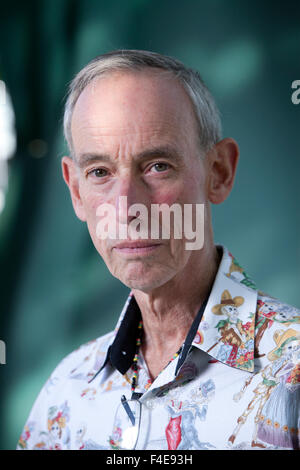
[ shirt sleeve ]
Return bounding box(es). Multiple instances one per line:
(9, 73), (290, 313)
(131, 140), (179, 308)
(16, 359), (70, 450)
(16, 332), (115, 450)
(16, 340), (96, 450)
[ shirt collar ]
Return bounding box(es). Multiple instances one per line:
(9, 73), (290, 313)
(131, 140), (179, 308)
(192, 246), (257, 373)
(90, 245), (258, 383)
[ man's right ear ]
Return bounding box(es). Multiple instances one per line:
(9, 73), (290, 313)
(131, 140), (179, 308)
(61, 156), (87, 221)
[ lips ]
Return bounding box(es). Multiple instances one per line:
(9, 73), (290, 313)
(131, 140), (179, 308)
(113, 240), (162, 254)
(114, 240), (162, 249)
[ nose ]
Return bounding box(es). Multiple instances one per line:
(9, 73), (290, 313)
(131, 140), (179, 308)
(114, 173), (149, 226)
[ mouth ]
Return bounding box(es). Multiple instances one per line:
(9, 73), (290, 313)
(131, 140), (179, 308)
(113, 240), (163, 255)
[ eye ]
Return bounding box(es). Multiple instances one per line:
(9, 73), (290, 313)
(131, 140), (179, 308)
(149, 162), (170, 173)
(87, 168), (109, 179)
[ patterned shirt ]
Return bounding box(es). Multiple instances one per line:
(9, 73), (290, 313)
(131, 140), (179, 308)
(17, 246), (300, 450)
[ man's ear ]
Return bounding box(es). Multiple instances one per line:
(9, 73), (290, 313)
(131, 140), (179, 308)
(61, 156), (87, 221)
(206, 138), (239, 204)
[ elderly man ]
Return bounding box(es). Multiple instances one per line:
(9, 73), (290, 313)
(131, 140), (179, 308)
(18, 50), (300, 451)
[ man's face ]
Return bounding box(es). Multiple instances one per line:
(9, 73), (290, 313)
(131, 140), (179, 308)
(69, 70), (210, 292)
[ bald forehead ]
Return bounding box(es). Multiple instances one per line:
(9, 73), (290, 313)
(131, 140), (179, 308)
(71, 70), (199, 141)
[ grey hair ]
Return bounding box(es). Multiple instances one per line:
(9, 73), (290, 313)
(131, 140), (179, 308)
(63, 49), (222, 157)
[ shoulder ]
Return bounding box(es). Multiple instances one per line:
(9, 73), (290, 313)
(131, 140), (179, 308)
(254, 291), (300, 361)
(256, 291), (300, 329)
(50, 330), (115, 383)
(17, 330), (115, 450)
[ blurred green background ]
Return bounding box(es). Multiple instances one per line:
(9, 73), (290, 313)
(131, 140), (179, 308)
(0, 0), (299, 450)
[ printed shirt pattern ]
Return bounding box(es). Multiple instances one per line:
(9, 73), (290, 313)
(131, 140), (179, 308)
(17, 246), (300, 450)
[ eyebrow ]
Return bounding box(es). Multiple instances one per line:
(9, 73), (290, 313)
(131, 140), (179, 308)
(76, 145), (183, 168)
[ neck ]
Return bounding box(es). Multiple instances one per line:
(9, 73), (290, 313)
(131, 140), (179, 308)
(132, 242), (220, 379)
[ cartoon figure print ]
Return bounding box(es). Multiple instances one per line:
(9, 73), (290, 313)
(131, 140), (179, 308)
(228, 328), (300, 449)
(164, 379), (216, 450)
(226, 253), (256, 289)
(255, 297), (300, 357)
(76, 422), (107, 450)
(38, 401), (71, 450)
(209, 290), (254, 370)
(17, 422), (35, 449)
(80, 387), (97, 400)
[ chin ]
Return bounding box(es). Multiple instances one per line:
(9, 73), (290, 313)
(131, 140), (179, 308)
(118, 268), (175, 293)
(107, 255), (179, 292)
(123, 279), (164, 293)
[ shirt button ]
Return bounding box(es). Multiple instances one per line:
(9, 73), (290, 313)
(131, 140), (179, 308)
(122, 351), (127, 355)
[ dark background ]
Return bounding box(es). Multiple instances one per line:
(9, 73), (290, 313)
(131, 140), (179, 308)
(0, 0), (299, 449)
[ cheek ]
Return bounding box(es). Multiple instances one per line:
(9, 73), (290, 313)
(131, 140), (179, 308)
(151, 182), (199, 206)
(79, 184), (110, 222)
(161, 175), (206, 206)
(78, 188), (111, 252)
